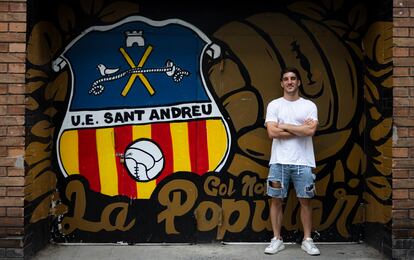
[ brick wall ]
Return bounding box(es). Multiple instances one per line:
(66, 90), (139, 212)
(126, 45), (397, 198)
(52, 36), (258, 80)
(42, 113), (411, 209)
(0, 0), (26, 259)
(393, 0), (414, 259)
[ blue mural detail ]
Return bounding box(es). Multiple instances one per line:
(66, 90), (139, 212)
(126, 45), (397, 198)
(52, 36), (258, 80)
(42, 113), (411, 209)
(63, 21), (210, 111)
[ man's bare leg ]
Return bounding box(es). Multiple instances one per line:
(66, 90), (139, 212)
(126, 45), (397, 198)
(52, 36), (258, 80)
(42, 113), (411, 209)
(298, 198), (312, 239)
(270, 197), (283, 238)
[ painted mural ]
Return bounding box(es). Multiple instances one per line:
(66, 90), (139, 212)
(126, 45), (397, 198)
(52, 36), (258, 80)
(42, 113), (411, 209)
(25, 0), (392, 243)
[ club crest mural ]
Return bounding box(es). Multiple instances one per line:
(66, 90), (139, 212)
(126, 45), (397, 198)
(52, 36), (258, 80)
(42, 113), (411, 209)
(25, 0), (392, 244)
(53, 16), (230, 199)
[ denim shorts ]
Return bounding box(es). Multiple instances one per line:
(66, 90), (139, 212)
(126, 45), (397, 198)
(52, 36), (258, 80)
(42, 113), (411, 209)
(266, 163), (316, 198)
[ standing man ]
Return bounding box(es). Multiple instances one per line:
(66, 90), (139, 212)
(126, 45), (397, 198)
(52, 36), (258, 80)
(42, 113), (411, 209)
(264, 67), (320, 256)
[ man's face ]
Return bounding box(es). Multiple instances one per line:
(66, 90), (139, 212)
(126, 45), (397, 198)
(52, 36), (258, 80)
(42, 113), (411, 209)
(280, 72), (300, 95)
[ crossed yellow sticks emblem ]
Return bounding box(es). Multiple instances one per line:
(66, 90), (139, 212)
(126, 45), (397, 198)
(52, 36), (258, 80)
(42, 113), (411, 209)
(89, 45), (189, 96)
(119, 45), (155, 96)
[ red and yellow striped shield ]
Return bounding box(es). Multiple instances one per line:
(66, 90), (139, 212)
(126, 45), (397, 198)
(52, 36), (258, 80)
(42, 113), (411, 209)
(59, 119), (229, 199)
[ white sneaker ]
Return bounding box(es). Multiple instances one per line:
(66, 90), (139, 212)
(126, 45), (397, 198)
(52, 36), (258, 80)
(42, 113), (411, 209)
(264, 237), (285, 254)
(301, 238), (320, 255)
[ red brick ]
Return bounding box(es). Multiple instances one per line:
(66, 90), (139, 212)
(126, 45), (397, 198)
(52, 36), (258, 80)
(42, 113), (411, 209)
(0, 53), (25, 62)
(393, 200), (414, 209)
(0, 13), (26, 22)
(0, 137), (24, 146)
(0, 217), (23, 227)
(395, 27), (410, 36)
(7, 105), (24, 115)
(0, 167), (5, 177)
(395, 7), (410, 17)
(0, 116), (24, 126)
(8, 63), (24, 73)
(0, 198), (23, 207)
(0, 157), (17, 167)
(394, 138), (414, 148)
(0, 22), (7, 32)
(394, 77), (414, 86)
(0, 187), (5, 196)
(394, 189), (409, 199)
(5, 228), (23, 236)
(393, 158), (414, 167)
(393, 168), (408, 177)
(0, 147), (6, 156)
(9, 3), (25, 12)
(6, 187), (23, 197)
(393, 209), (409, 219)
(7, 168), (23, 177)
(394, 0), (414, 8)
(0, 73), (25, 83)
(394, 17), (414, 27)
(0, 84), (9, 94)
(394, 97), (410, 106)
(393, 179), (414, 188)
(0, 105), (6, 115)
(0, 42), (7, 52)
(410, 191), (414, 199)
(394, 118), (414, 126)
(394, 107), (409, 116)
(395, 38), (414, 47)
(0, 32), (25, 42)
(8, 43), (25, 53)
(8, 22), (25, 32)
(0, 207), (5, 217)
(394, 57), (414, 66)
(394, 67), (410, 76)
(0, 63), (6, 72)
(0, 177), (24, 186)
(0, 3), (8, 11)
(7, 147), (24, 157)
(8, 84), (25, 94)
(0, 95), (24, 104)
(397, 127), (409, 137)
(394, 87), (409, 96)
(410, 210), (414, 219)
(7, 126), (24, 136)
(6, 208), (23, 217)
(393, 147), (409, 157)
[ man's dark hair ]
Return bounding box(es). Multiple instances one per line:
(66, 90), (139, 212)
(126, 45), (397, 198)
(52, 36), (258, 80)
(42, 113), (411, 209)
(280, 67), (302, 84)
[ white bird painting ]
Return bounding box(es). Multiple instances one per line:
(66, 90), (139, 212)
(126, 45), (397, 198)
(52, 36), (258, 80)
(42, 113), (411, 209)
(97, 64), (120, 76)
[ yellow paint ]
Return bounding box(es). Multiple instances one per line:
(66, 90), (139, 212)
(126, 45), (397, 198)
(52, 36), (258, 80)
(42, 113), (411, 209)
(96, 128), (118, 196)
(119, 47), (135, 68)
(123, 74), (139, 96)
(132, 124), (156, 199)
(137, 46), (153, 67)
(137, 73), (155, 95)
(60, 130), (79, 175)
(119, 46), (155, 96)
(206, 119), (228, 171)
(170, 122), (191, 172)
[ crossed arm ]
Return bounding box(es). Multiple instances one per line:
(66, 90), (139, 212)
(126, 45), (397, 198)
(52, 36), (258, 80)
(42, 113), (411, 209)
(266, 119), (318, 139)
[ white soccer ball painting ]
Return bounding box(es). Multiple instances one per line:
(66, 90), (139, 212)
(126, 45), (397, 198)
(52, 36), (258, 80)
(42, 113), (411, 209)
(124, 139), (164, 182)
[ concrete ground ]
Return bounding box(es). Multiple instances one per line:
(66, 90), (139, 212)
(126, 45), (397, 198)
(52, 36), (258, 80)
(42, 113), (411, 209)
(31, 242), (387, 260)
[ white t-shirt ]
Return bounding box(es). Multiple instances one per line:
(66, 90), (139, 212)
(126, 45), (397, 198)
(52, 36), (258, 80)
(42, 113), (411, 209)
(265, 97), (318, 168)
